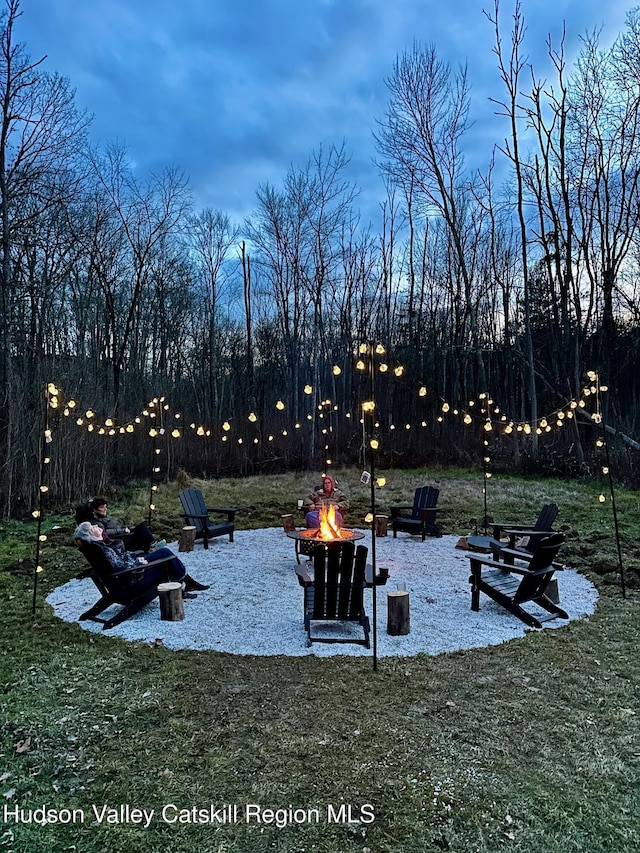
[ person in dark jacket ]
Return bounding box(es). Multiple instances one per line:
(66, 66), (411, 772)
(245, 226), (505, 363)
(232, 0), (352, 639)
(75, 497), (158, 552)
(73, 522), (208, 592)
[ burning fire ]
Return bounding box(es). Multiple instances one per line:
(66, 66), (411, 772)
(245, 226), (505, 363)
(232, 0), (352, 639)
(317, 504), (344, 540)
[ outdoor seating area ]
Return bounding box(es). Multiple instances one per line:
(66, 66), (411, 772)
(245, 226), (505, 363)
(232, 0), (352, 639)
(48, 527), (598, 657)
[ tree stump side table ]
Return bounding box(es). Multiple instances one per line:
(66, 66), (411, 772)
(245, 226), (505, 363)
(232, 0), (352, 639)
(387, 590), (410, 635)
(178, 525), (196, 552)
(158, 582), (185, 621)
(375, 515), (388, 537)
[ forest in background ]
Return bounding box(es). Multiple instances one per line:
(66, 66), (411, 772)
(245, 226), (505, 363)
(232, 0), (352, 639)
(1, 0), (640, 518)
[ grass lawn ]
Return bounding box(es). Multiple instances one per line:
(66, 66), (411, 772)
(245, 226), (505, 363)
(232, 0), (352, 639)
(1, 468), (639, 852)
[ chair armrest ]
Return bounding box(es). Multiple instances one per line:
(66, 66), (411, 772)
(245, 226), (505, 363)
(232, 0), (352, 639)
(466, 552), (529, 572)
(419, 506), (439, 518)
(389, 505), (412, 518)
(181, 513), (209, 522)
(503, 528), (556, 537)
(295, 566), (313, 587)
(499, 546), (541, 564)
(113, 553), (176, 578)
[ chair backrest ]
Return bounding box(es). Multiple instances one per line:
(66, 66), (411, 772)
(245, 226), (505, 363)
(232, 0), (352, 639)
(412, 486), (439, 521)
(525, 533), (564, 572)
(533, 503), (559, 532)
(179, 489), (208, 534)
(76, 539), (154, 602)
(74, 502), (93, 524)
(76, 540), (121, 595)
(311, 541), (368, 621)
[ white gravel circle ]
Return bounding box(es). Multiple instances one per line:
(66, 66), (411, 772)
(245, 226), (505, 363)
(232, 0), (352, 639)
(47, 530), (598, 657)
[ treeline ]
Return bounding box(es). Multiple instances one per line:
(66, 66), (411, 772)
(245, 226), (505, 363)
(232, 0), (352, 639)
(2, 0), (640, 518)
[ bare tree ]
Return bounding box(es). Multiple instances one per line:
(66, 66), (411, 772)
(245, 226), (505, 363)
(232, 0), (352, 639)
(376, 41), (487, 395)
(0, 0), (89, 514)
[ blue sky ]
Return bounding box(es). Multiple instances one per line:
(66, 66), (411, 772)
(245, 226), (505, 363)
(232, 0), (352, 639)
(16, 0), (635, 228)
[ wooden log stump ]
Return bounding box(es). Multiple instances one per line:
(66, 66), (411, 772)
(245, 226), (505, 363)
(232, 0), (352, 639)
(178, 525), (196, 553)
(281, 514), (296, 533)
(375, 515), (388, 537)
(387, 590), (410, 635)
(546, 577), (560, 604)
(158, 581), (184, 622)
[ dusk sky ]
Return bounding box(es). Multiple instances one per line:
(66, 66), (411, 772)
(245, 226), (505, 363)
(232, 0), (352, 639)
(16, 0), (635, 229)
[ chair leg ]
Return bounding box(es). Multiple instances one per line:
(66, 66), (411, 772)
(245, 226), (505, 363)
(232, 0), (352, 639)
(535, 596), (569, 620)
(80, 595), (116, 622)
(102, 588), (159, 630)
(469, 564), (481, 612)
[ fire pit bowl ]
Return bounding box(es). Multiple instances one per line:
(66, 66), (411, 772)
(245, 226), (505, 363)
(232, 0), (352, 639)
(287, 528), (365, 545)
(286, 528), (365, 564)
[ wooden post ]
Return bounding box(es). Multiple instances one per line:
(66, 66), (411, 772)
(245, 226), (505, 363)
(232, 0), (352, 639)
(375, 515), (388, 537)
(387, 590), (410, 635)
(158, 582), (184, 621)
(281, 514), (296, 533)
(179, 525), (196, 552)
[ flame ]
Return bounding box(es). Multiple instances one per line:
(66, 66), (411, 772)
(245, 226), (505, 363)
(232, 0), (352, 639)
(318, 504), (344, 540)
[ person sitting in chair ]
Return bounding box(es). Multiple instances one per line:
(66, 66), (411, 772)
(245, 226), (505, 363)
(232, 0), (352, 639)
(73, 522), (208, 593)
(75, 497), (162, 553)
(304, 475), (349, 528)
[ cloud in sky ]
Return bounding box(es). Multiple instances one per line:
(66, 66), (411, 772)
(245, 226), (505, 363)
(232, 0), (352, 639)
(15, 0), (633, 227)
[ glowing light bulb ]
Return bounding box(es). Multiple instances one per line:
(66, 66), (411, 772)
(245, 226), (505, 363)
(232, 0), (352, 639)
(419, 386), (427, 397)
(332, 365), (341, 375)
(304, 384), (313, 394)
(276, 401), (285, 410)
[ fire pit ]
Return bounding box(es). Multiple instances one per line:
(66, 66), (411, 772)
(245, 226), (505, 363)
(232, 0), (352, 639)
(287, 504), (364, 562)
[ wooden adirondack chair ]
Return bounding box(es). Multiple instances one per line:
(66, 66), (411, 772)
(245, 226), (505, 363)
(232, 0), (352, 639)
(467, 532), (568, 629)
(179, 489), (236, 549)
(75, 540), (175, 630)
(491, 502), (559, 549)
(295, 541), (370, 648)
(390, 486), (441, 540)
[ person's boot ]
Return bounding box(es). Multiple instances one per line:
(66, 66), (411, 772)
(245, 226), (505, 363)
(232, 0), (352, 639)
(183, 575), (209, 592)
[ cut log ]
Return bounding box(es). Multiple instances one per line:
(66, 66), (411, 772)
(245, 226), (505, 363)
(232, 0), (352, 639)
(375, 515), (388, 537)
(158, 581), (184, 621)
(387, 590), (410, 635)
(281, 514), (296, 533)
(545, 577), (560, 604)
(178, 525), (196, 553)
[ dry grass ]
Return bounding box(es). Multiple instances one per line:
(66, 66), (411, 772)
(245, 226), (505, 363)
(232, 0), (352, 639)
(0, 467), (638, 852)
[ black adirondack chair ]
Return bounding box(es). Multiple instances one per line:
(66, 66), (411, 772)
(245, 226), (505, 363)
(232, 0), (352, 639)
(390, 486), (441, 540)
(295, 541), (370, 648)
(179, 489), (236, 549)
(491, 502), (559, 549)
(75, 540), (174, 630)
(467, 532), (568, 629)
